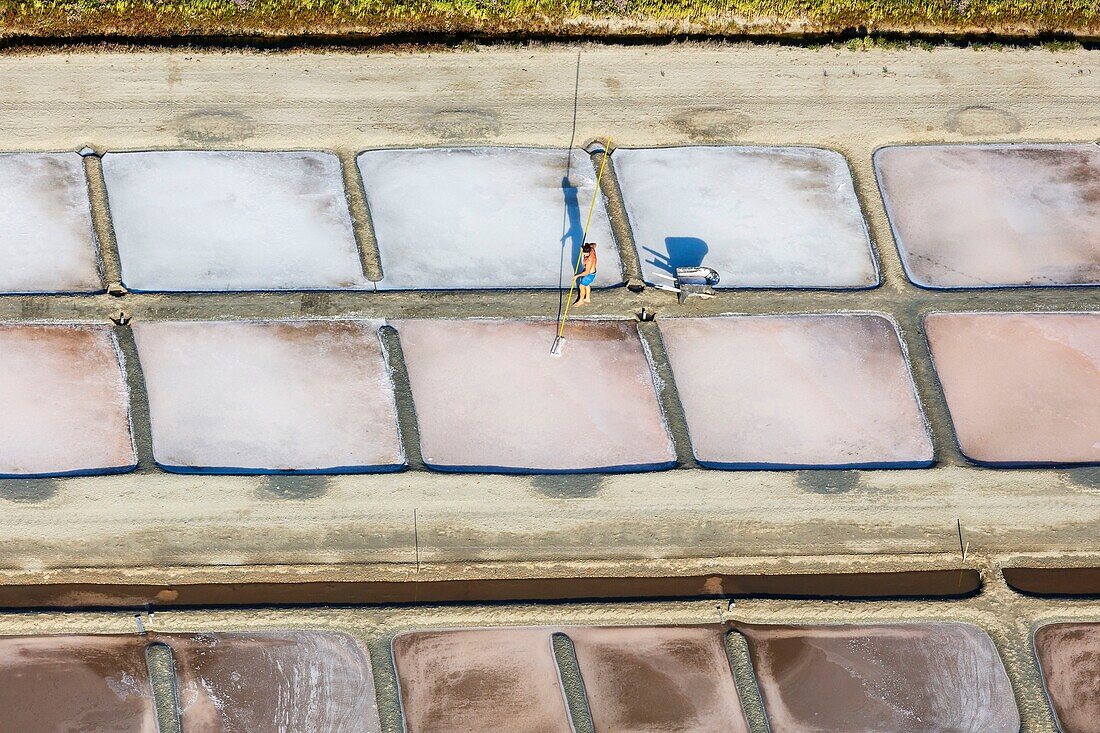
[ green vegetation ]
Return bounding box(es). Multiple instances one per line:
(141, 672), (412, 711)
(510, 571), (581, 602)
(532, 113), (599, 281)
(1, 0), (1097, 39)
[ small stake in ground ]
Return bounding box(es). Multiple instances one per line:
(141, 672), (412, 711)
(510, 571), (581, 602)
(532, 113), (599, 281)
(414, 507), (421, 573)
(956, 518), (969, 562)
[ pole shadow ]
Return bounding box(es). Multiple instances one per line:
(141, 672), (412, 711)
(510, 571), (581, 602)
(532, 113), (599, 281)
(560, 176), (584, 279)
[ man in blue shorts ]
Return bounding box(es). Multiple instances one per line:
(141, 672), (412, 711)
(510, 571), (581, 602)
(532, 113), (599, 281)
(573, 242), (597, 306)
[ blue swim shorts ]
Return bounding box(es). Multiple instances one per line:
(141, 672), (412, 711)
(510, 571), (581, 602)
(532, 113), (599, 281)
(578, 273), (596, 286)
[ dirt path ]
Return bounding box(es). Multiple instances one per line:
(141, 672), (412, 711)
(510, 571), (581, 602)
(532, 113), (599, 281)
(0, 44), (1095, 151)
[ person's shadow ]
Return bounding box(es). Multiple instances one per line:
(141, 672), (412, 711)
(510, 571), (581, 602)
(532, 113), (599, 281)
(559, 176), (584, 283)
(644, 236), (709, 275)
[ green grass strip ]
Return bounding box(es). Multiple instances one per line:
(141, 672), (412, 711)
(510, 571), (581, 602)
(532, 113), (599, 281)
(1, 0), (1097, 37)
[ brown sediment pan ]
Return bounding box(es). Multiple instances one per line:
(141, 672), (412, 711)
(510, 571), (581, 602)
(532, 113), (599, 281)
(0, 569), (981, 609)
(0, 634), (157, 733)
(569, 625), (750, 733)
(1034, 622), (1100, 733)
(0, 632), (380, 733)
(737, 622), (1020, 733)
(169, 631), (381, 733)
(392, 627), (574, 733)
(1004, 566), (1100, 596)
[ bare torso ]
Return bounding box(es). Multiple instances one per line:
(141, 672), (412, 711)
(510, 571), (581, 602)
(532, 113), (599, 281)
(581, 251), (597, 275)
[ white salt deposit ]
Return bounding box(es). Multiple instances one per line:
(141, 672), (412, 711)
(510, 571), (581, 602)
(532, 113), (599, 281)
(358, 148), (620, 289)
(132, 320), (403, 473)
(614, 146), (877, 288)
(102, 151), (369, 291)
(0, 153), (100, 293)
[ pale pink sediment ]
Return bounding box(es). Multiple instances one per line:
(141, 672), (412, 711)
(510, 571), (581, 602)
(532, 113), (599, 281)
(0, 324), (134, 476)
(659, 314), (932, 468)
(394, 318), (675, 472)
(925, 311), (1100, 465)
(0, 153), (100, 294)
(876, 144), (1100, 288)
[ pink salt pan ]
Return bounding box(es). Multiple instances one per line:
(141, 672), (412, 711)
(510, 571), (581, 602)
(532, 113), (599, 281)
(0, 324), (135, 476)
(875, 144), (1100, 288)
(392, 628), (573, 733)
(925, 312), (1100, 465)
(132, 320), (404, 473)
(659, 315), (932, 468)
(394, 319), (675, 473)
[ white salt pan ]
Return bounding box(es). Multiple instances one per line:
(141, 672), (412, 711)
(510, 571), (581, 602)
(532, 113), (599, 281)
(614, 146), (877, 288)
(133, 320), (403, 473)
(358, 148), (620, 289)
(103, 151), (368, 291)
(0, 153), (100, 293)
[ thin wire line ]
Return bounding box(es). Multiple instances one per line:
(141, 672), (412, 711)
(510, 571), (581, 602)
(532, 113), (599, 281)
(557, 50), (583, 328)
(566, 50), (581, 180)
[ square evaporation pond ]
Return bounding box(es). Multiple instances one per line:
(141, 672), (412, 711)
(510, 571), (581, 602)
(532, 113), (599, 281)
(392, 628), (573, 733)
(358, 147), (620, 289)
(132, 320), (404, 473)
(1034, 622), (1100, 733)
(739, 623), (1020, 733)
(393, 319), (675, 473)
(659, 315), (932, 469)
(925, 312), (1100, 465)
(0, 635), (157, 733)
(0, 153), (101, 293)
(102, 151), (369, 291)
(876, 144), (1100, 288)
(167, 631), (381, 733)
(613, 146), (877, 289)
(569, 625), (750, 733)
(0, 324), (135, 477)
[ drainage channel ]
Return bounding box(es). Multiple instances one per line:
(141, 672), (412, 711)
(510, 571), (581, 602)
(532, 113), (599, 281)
(552, 632), (596, 733)
(338, 149), (385, 283)
(378, 324), (425, 471)
(0, 568), (982, 610)
(145, 641), (182, 733)
(585, 142), (645, 291)
(725, 630), (769, 733)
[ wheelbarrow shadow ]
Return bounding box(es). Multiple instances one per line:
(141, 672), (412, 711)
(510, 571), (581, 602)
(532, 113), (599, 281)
(644, 236), (710, 275)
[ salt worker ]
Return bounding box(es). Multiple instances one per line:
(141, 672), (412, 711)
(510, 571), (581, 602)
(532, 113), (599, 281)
(572, 242), (598, 306)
